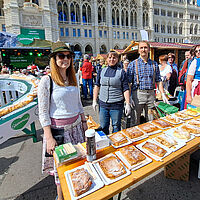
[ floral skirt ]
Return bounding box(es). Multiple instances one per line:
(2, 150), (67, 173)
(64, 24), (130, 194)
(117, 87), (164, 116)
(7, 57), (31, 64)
(42, 116), (85, 185)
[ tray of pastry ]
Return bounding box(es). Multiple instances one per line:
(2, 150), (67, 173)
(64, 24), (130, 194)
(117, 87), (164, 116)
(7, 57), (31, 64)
(121, 127), (149, 142)
(64, 162), (104, 200)
(115, 145), (152, 171)
(151, 134), (186, 152)
(164, 127), (195, 143)
(137, 123), (162, 136)
(163, 114), (184, 124)
(151, 118), (173, 129)
(174, 112), (193, 120)
(182, 109), (200, 117)
(136, 139), (172, 161)
(180, 123), (200, 137)
(92, 153), (131, 185)
(108, 131), (132, 148)
(187, 119), (200, 128)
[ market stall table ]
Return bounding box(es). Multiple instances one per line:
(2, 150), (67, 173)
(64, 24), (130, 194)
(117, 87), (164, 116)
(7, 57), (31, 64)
(56, 116), (200, 200)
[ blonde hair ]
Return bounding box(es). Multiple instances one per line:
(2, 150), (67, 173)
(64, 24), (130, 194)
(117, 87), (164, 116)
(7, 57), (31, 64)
(50, 56), (77, 87)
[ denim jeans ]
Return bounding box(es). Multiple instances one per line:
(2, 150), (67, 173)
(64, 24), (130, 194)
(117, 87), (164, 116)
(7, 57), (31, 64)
(82, 78), (93, 98)
(99, 107), (123, 135)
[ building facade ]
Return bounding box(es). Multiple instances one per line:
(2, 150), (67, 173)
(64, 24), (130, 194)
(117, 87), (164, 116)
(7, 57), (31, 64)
(0, 0), (199, 55)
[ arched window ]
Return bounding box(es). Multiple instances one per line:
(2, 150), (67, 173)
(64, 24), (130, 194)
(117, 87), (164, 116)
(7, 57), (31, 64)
(98, 5), (106, 24)
(58, 1), (63, 21)
(161, 24), (165, 33)
(63, 2), (68, 22)
(173, 23), (177, 34)
(82, 3), (91, 24)
(154, 23), (159, 32)
(85, 45), (93, 55)
(112, 9), (115, 25)
(116, 9), (119, 26)
(194, 24), (198, 35)
(74, 44), (82, 52)
(190, 24), (193, 34)
(179, 23), (183, 35)
(121, 10), (125, 26)
(130, 0), (137, 28)
(143, 1), (149, 28)
(167, 23), (172, 34)
(70, 2), (80, 23)
(114, 45), (120, 49)
(100, 45), (107, 54)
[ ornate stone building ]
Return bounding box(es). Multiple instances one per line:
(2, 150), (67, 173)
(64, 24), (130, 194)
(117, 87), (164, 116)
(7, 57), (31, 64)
(0, 0), (199, 55)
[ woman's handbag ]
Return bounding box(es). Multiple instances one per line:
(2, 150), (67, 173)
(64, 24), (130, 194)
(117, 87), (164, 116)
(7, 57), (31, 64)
(45, 128), (65, 157)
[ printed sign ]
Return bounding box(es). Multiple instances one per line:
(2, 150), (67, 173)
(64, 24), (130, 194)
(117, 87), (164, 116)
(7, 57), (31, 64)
(0, 104), (38, 144)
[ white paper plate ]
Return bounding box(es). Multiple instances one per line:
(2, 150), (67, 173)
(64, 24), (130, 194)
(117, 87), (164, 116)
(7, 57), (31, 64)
(115, 150), (152, 171)
(162, 114), (184, 125)
(64, 163), (104, 200)
(108, 132), (132, 148)
(151, 134), (186, 152)
(164, 128), (195, 143)
(92, 153), (131, 185)
(121, 129), (149, 142)
(136, 139), (172, 161)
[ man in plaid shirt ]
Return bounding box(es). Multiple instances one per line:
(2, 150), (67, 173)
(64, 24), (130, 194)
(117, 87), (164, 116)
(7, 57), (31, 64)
(127, 41), (169, 125)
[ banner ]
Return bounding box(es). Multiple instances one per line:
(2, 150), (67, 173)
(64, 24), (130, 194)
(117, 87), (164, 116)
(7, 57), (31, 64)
(0, 103), (38, 144)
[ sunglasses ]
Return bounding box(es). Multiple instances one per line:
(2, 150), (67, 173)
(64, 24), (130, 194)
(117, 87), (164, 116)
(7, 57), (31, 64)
(195, 50), (200, 53)
(56, 53), (72, 59)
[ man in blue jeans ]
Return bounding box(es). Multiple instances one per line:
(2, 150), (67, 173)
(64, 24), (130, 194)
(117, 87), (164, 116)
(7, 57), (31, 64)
(80, 54), (93, 99)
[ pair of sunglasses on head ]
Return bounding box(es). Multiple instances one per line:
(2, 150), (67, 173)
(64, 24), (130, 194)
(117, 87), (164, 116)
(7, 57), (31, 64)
(56, 53), (72, 60)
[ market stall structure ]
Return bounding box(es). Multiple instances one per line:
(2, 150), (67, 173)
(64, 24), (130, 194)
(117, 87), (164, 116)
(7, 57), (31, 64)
(122, 41), (195, 69)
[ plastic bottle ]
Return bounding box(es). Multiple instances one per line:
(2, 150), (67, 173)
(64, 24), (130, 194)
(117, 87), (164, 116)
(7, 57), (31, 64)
(85, 129), (96, 161)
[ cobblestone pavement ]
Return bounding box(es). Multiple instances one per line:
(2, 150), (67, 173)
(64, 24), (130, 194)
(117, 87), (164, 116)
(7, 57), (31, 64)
(0, 99), (200, 200)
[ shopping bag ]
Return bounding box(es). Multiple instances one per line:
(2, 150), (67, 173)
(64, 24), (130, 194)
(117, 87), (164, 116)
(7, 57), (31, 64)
(157, 102), (179, 115)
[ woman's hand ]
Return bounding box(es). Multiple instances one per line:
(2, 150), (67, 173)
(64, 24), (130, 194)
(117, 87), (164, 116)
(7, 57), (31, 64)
(46, 136), (57, 155)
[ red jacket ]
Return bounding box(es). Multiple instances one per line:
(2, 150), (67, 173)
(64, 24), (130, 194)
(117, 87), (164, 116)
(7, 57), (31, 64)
(80, 59), (93, 79)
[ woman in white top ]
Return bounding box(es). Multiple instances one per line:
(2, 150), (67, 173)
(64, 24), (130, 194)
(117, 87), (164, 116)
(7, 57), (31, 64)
(158, 54), (172, 91)
(186, 44), (200, 104)
(38, 41), (87, 200)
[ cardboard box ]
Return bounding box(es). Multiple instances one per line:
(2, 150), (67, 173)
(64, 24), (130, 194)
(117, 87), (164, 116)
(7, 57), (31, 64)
(95, 131), (110, 150)
(164, 152), (190, 181)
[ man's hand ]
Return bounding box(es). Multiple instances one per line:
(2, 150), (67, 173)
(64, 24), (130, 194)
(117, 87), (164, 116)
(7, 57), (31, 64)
(92, 100), (98, 111)
(125, 103), (132, 116)
(161, 92), (170, 104)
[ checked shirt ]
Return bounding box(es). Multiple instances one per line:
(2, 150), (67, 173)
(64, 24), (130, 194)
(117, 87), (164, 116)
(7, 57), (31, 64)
(127, 57), (161, 91)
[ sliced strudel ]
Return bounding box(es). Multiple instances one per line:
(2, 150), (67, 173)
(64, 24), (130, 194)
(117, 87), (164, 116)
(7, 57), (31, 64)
(70, 168), (92, 197)
(119, 146), (146, 166)
(99, 155), (126, 179)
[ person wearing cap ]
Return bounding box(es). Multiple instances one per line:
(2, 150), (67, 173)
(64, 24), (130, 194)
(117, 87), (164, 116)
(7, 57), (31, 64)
(38, 41), (87, 200)
(80, 54), (93, 99)
(93, 51), (131, 135)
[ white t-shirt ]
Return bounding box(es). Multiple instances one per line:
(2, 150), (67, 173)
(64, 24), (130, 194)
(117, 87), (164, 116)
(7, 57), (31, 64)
(159, 64), (172, 81)
(38, 75), (84, 127)
(188, 59), (197, 76)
